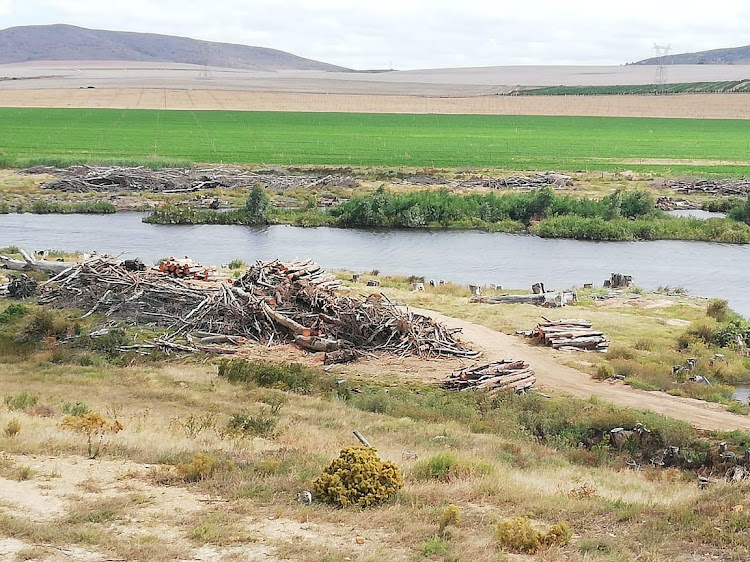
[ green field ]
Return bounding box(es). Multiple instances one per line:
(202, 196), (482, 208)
(519, 80), (750, 96)
(1, 108), (750, 175)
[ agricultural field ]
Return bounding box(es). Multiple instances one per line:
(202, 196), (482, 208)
(520, 80), (750, 96)
(2, 108), (750, 175)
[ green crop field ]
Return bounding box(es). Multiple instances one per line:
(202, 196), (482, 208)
(1, 108), (749, 175)
(519, 80), (750, 96)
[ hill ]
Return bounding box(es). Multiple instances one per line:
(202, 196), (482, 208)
(636, 44), (750, 65)
(0, 24), (349, 71)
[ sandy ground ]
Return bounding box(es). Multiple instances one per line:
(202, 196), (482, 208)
(411, 307), (750, 432)
(0, 453), (402, 562)
(1, 88), (749, 119)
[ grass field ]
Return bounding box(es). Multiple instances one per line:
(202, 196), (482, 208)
(2, 108), (750, 175)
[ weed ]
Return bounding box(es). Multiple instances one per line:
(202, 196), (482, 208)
(495, 516), (571, 554)
(16, 466), (33, 481)
(437, 504), (460, 535)
(62, 401), (91, 417)
(218, 359), (316, 392)
(176, 452), (229, 483)
(226, 412), (278, 437)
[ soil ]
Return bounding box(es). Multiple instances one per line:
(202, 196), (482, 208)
(1, 88), (749, 119)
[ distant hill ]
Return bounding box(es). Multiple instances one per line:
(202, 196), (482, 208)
(0, 24), (349, 71)
(635, 45), (750, 65)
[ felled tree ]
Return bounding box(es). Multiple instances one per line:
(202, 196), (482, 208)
(313, 447), (403, 508)
(60, 413), (123, 458)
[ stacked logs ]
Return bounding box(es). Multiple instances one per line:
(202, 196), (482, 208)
(37, 257), (477, 361)
(441, 360), (535, 393)
(524, 319), (609, 352)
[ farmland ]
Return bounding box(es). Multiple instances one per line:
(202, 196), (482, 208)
(2, 108), (750, 175)
(520, 80), (750, 96)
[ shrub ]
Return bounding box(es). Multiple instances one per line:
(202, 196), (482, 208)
(438, 504), (461, 535)
(707, 299), (731, 322)
(62, 401), (91, 417)
(595, 364), (615, 379)
(495, 516), (571, 554)
(176, 452), (228, 483)
(255, 458), (281, 476)
(4, 418), (21, 437)
(634, 338), (654, 351)
(227, 259), (246, 270)
(60, 412), (123, 458)
(313, 447), (403, 508)
(0, 303), (29, 325)
(218, 359), (316, 392)
(245, 184), (271, 223)
(4, 391), (39, 411)
(412, 452), (493, 481)
(226, 412), (278, 437)
(20, 309), (73, 342)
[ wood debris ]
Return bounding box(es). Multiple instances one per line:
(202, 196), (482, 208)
(35, 257), (478, 361)
(441, 360), (535, 392)
(523, 319), (609, 352)
(21, 165), (359, 193)
(396, 171), (573, 190)
(662, 177), (750, 197)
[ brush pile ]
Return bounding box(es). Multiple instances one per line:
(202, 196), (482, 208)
(662, 178), (750, 197)
(441, 360), (535, 393)
(523, 319), (608, 352)
(37, 257), (477, 360)
(396, 171), (573, 190)
(22, 165), (358, 194)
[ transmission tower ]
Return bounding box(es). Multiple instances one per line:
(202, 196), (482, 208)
(198, 41), (213, 81)
(653, 43), (671, 94)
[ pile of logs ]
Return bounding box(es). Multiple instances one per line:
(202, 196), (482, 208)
(36, 257), (478, 361)
(22, 165), (359, 194)
(1, 249), (71, 275)
(523, 319), (609, 352)
(441, 360), (535, 393)
(7, 275), (38, 299)
(396, 171), (573, 190)
(158, 257), (226, 282)
(662, 178), (750, 197)
(471, 282), (576, 307)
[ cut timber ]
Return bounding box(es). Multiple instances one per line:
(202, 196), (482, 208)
(471, 290), (576, 307)
(441, 359), (536, 393)
(526, 319), (608, 352)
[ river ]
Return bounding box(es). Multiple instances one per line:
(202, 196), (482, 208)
(2, 212), (749, 317)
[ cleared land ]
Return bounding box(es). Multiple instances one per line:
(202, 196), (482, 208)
(1, 89), (750, 120)
(2, 108), (750, 175)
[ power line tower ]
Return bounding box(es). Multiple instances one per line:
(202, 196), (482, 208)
(198, 41), (213, 81)
(653, 43), (671, 94)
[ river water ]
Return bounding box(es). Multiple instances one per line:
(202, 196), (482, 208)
(2, 212), (749, 317)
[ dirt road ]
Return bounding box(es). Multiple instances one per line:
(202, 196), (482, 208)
(412, 307), (750, 432)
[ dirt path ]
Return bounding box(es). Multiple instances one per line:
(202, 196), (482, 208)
(411, 307), (750, 432)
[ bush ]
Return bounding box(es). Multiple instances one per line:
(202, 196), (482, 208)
(20, 309), (74, 342)
(0, 303), (29, 325)
(438, 504), (461, 535)
(495, 516), (571, 554)
(4, 391), (39, 411)
(176, 452), (228, 483)
(707, 299), (730, 322)
(412, 452), (493, 481)
(62, 401), (91, 417)
(245, 184), (271, 223)
(226, 412), (278, 437)
(227, 259), (246, 270)
(60, 412), (123, 458)
(218, 360), (316, 392)
(4, 418), (21, 437)
(313, 447), (403, 508)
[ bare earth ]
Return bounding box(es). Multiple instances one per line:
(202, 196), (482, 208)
(412, 307), (750, 432)
(2, 88), (749, 119)
(1, 60), (749, 118)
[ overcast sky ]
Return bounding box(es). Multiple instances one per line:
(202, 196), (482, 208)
(2, 0), (749, 69)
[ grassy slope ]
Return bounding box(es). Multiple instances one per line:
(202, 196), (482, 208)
(1, 108), (750, 175)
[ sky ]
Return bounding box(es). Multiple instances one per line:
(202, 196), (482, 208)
(2, 0), (749, 69)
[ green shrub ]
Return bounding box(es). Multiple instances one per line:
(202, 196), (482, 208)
(0, 303), (29, 325)
(226, 412), (278, 437)
(412, 452), (493, 481)
(313, 447), (403, 508)
(438, 504), (461, 534)
(495, 516), (571, 553)
(62, 401), (91, 417)
(20, 309), (73, 342)
(218, 359), (316, 392)
(4, 391), (39, 411)
(595, 364), (615, 379)
(227, 259), (246, 270)
(254, 458), (281, 476)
